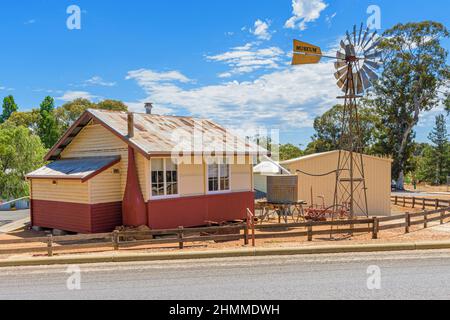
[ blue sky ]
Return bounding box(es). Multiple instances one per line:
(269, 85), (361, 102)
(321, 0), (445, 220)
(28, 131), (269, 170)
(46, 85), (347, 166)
(0, 0), (449, 146)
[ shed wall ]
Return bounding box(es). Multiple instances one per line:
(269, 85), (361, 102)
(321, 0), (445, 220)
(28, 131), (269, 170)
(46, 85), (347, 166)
(282, 152), (392, 216)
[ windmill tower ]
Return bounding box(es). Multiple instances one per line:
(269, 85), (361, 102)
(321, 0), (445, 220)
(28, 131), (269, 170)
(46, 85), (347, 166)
(292, 24), (382, 219)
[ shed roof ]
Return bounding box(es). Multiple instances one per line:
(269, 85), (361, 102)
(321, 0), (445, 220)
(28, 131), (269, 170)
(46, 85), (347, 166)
(27, 156), (120, 182)
(45, 109), (267, 161)
(253, 160), (290, 175)
(280, 150), (393, 165)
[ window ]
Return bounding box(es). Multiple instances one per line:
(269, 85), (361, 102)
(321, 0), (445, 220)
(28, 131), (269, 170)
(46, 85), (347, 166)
(208, 160), (230, 193)
(151, 159), (178, 197)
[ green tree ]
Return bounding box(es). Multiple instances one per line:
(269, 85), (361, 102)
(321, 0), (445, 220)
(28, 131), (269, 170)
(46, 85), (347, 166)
(96, 99), (128, 112)
(55, 98), (128, 132)
(369, 21), (450, 190)
(305, 105), (377, 155)
(0, 124), (46, 199)
(427, 114), (449, 184)
(0, 95), (18, 123)
(4, 110), (40, 133)
(279, 144), (303, 161)
(55, 98), (95, 132)
(37, 96), (60, 148)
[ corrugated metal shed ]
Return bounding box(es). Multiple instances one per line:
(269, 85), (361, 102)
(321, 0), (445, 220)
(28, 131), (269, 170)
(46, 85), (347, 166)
(46, 109), (266, 161)
(27, 156), (120, 182)
(280, 151), (393, 216)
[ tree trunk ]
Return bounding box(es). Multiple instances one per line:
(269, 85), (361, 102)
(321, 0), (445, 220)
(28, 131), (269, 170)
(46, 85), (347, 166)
(397, 171), (405, 190)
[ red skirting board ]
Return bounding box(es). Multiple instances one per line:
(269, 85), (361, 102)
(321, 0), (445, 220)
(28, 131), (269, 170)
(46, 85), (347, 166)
(147, 192), (255, 230)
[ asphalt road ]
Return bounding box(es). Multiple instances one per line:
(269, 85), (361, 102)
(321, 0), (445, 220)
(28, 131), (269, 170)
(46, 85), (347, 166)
(2, 250), (450, 300)
(0, 209), (29, 227)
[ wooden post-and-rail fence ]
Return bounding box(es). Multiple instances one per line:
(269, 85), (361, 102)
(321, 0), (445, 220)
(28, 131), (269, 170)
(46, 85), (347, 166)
(0, 201), (449, 257)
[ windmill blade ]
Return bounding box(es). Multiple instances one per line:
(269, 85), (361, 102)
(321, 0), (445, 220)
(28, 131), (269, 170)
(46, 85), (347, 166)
(359, 68), (371, 90)
(334, 61), (347, 69)
(345, 44), (356, 57)
(364, 60), (382, 70)
(363, 30), (378, 50)
(334, 66), (348, 80)
(360, 27), (370, 49)
(340, 40), (347, 51)
(346, 31), (354, 47)
(337, 51), (346, 60)
(362, 65), (378, 82)
(352, 72), (363, 95)
(353, 25), (357, 45)
(365, 50), (383, 60)
(337, 77), (348, 92)
(357, 23), (364, 46)
(364, 39), (381, 55)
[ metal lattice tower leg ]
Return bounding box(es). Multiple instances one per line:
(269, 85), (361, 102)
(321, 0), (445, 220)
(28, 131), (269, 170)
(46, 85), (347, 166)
(332, 61), (369, 222)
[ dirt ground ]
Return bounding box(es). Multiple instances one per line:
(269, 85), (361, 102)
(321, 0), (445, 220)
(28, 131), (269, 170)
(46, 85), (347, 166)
(1, 204), (450, 260)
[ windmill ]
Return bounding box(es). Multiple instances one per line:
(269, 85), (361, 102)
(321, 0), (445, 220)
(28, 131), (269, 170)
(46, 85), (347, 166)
(292, 24), (382, 220)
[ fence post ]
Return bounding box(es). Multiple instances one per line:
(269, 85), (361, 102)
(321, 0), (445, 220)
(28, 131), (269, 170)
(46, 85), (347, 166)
(251, 218), (256, 248)
(405, 213), (411, 234)
(307, 222), (313, 242)
(395, 196), (398, 205)
(372, 217), (379, 240)
(403, 197), (406, 207)
(422, 199), (426, 210)
(244, 223), (249, 246)
(424, 211), (428, 229)
(441, 210), (445, 225)
(178, 226), (184, 250)
(112, 230), (119, 251)
(47, 234), (53, 257)
(436, 199), (439, 210)
(412, 197), (416, 209)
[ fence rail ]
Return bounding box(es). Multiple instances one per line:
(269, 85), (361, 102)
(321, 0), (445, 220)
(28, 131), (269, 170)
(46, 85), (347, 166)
(391, 195), (450, 210)
(1, 200), (449, 257)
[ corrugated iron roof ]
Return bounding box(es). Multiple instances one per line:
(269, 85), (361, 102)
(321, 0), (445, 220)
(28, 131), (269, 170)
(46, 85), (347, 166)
(46, 109), (267, 160)
(27, 156), (120, 181)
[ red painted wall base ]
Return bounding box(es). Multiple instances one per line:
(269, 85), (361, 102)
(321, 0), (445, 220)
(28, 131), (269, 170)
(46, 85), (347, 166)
(31, 200), (122, 234)
(147, 192), (255, 230)
(31, 192), (255, 233)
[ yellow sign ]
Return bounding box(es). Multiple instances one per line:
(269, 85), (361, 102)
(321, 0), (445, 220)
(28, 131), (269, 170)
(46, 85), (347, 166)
(292, 40), (322, 65)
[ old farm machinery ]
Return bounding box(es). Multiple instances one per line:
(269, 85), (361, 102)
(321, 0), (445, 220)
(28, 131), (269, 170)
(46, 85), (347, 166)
(292, 24), (383, 223)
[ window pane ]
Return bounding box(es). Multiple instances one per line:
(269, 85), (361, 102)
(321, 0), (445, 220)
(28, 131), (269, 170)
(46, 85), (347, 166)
(165, 160), (178, 196)
(219, 164), (230, 191)
(151, 159), (165, 196)
(208, 164), (219, 192)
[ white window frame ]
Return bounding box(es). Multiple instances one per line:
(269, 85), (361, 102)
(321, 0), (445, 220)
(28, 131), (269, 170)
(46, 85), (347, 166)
(150, 158), (180, 200)
(206, 160), (232, 195)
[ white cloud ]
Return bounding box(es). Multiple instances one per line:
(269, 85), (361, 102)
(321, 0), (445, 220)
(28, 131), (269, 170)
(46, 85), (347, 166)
(57, 91), (98, 102)
(24, 19), (36, 25)
(285, 0), (328, 30)
(126, 62), (340, 131)
(84, 76), (116, 87)
(125, 69), (191, 84)
(0, 85), (14, 91)
(252, 19), (272, 40)
(206, 43), (285, 77)
(325, 12), (337, 27)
